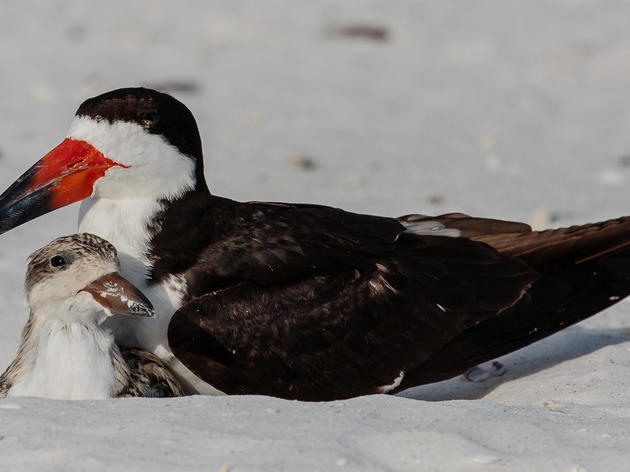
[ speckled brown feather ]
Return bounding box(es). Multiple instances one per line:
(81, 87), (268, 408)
(117, 347), (185, 398)
(0, 316), (36, 398)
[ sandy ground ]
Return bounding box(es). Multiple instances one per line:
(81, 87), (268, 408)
(1, 1), (630, 470)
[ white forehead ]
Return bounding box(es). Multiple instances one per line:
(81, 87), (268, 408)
(67, 116), (196, 200)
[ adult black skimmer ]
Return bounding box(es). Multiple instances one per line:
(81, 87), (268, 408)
(1, 87), (630, 400)
(0, 233), (184, 399)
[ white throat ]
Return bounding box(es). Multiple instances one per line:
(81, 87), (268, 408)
(78, 197), (160, 285)
(71, 113), (198, 349)
(78, 195), (188, 347)
(71, 115), (224, 395)
(7, 318), (118, 400)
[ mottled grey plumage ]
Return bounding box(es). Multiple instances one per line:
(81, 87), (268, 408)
(0, 233), (184, 399)
(117, 347), (185, 398)
(25, 233), (117, 295)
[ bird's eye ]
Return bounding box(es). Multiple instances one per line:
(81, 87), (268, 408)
(140, 112), (159, 127)
(50, 255), (66, 268)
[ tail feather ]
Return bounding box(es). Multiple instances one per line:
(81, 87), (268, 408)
(396, 215), (630, 390)
(398, 213), (630, 264)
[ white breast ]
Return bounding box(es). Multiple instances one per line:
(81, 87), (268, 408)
(8, 321), (117, 400)
(78, 197), (224, 395)
(78, 196), (184, 350)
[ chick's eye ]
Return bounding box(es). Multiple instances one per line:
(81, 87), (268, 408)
(50, 256), (66, 268)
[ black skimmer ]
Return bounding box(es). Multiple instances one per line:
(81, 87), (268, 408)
(0, 233), (184, 399)
(1, 87), (630, 400)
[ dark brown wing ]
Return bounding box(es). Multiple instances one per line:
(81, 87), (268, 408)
(150, 195), (409, 292)
(118, 347), (185, 398)
(166, 201), (630, 400)
(168, 221), (536, 400)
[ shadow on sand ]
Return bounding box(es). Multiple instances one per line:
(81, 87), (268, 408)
(398, 325), (630, 402)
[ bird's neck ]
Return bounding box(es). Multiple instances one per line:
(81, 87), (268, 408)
(5, 316), (128, 400)
(78, 196), (161, 283)
(76, 188), (214, 352)
(75, 189), (228, 396)
(77, 186), (213, 285)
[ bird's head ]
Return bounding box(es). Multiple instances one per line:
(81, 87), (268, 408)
(0, 87), (204, 234)
(26, 233), (155, 322)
